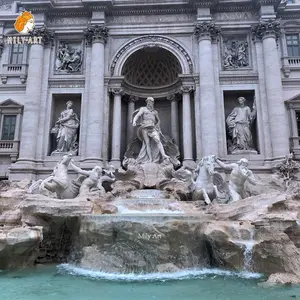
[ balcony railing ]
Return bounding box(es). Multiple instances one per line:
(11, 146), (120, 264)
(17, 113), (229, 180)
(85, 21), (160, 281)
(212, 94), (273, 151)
(2, 64), (28, 74)
(281, 57), (300, 77)
(0, 140), (19, 153)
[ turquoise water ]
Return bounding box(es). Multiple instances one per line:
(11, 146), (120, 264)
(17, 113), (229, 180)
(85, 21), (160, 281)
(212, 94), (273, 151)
(0, 265), (299, 300)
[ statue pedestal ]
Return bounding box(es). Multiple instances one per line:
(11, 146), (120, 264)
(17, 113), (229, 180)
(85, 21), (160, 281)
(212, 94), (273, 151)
(50, 150), (78, 157)
(141, 163), (159, 188)
(230, 150), (258, 155)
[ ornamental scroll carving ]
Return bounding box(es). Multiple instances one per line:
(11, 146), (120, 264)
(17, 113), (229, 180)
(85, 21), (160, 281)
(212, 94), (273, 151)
(251, 19), (281, 40)
(110, 35), (194, 75)
(222, 37), (249, 70)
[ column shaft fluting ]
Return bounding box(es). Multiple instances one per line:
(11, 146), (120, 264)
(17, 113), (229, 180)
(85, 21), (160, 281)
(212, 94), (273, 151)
(252, 20), (289, 157)
(181, 87), (193, 161)
(84, 25), (109, 161)
(111, 89), (123, 165)
(18, 27), (54, 162)
(170, 96), (179, 145)
(262, 35), (289, 157)
(195, 23), (219, 157)
(127, 98), (136, 143)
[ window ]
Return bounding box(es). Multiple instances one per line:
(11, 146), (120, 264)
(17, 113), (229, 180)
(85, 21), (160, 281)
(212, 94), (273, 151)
(10, 44), (24, 64)
(1, 115), (16, 140)
(286, 34), (300, 56)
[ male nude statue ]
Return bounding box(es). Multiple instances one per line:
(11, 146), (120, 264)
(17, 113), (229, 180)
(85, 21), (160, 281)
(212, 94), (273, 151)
(132, 97), (169, 163)
(216, 158), (256, 202)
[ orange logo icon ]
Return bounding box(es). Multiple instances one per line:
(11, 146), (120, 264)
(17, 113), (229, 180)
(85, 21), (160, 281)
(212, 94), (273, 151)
(14, 11), (35, 34)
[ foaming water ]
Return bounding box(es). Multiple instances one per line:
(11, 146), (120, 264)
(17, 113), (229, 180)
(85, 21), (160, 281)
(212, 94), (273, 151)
(57, 264), (262, 282)
(116, 205), (184, 214)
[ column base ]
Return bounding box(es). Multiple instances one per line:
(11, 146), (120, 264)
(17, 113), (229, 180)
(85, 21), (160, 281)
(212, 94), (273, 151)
(81, 157), (104, 169)
(182, 159), (196, 169)
(9, 161), (38, 182)
(109, 159), (121, 168)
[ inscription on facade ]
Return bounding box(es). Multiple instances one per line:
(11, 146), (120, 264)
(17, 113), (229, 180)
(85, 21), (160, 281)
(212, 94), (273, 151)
(214, 12), (259, 21)
(48, 18), (88, 25)
(107, 14), (196, 24)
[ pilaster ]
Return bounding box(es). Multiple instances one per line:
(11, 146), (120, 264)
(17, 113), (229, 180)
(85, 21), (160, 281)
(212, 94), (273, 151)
(17, 27), (54, 167)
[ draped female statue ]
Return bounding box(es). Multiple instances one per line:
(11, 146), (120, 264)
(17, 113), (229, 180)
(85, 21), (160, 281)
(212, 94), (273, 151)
(51, 101), (80, 155)
(226, 96), (256, 154)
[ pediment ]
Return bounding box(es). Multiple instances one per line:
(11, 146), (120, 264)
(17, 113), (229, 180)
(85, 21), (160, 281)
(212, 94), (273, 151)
(0, 99), (23, 108)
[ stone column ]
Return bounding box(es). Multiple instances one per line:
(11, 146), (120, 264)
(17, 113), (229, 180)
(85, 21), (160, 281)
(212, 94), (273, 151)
(181, 86), (194, 164)
(252, 20), (289, 158)
(83, 25), (109, 163)
(110, 88), (124, 167)
(167, 94), (180, 145)
(194, 22), (220, 157)
(18, 27), (54, 164)
(127, 95), (137, 144)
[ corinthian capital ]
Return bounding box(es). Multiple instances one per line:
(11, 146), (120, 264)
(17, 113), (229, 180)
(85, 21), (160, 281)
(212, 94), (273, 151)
(30, 26), (55, 45)
(109, 87), (124, 96)
(84, 25), (109, 44)
(180, 86), (194, 94)
(194, 22), (220, 41)
(251, 19), (281, 40)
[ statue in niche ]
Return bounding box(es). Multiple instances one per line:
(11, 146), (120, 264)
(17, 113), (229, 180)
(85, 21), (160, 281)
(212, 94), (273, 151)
(223, 39), (249, 69)
(124, 97), (180, 167)
(55, 42), (82, 73)
(216, 158), (256, 202)
(51, 101), (80, 155)
(226, 96), (257, 154)
(70, 160), (116, 196)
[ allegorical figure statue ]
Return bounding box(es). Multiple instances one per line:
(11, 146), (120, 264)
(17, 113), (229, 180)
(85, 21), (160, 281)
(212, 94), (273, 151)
(132, 97), (170, 164)
(216, 158), (256, 202)
(51, 101), (80, 155)
(226, 96), (256, 154)
(70, 161), (115, 196)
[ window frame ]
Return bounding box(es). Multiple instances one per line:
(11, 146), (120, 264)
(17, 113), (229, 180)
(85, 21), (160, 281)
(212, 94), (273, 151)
(286, 33), (300, 57)
(9, 43), (24, 65)
(1, 114), (17, 141)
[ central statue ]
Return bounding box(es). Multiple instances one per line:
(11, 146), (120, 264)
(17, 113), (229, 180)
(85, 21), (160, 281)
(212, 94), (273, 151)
(122, 97), (180, 168)
(132, 97), (170, 164)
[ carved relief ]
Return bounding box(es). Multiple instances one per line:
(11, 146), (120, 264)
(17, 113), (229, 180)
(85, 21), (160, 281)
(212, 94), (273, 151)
(110, 35), (193, 75)
(222, 37), (249, 70)
(0, 0), (11, 11)
(55, 41), (83, 73)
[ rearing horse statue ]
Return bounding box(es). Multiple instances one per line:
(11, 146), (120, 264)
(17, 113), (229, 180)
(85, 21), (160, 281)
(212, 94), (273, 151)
(29, 153), (83, 199)
(192, 155), (223, 204)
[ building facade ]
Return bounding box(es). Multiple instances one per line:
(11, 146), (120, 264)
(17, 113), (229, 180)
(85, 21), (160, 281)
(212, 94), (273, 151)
(0, 0), (299, 180)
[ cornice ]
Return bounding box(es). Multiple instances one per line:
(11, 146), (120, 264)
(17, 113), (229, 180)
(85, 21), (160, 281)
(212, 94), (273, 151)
(48, 11), (91, 17)
(106, 7), (195, 16)
(48, 77), (85, 88)
(212, 4), (256, 12)
(278, 12), (300, 20)
(20, 0), (55, 11)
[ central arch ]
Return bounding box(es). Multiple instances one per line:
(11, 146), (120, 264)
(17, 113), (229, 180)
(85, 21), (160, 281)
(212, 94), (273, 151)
(110, 35), (194, 77)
